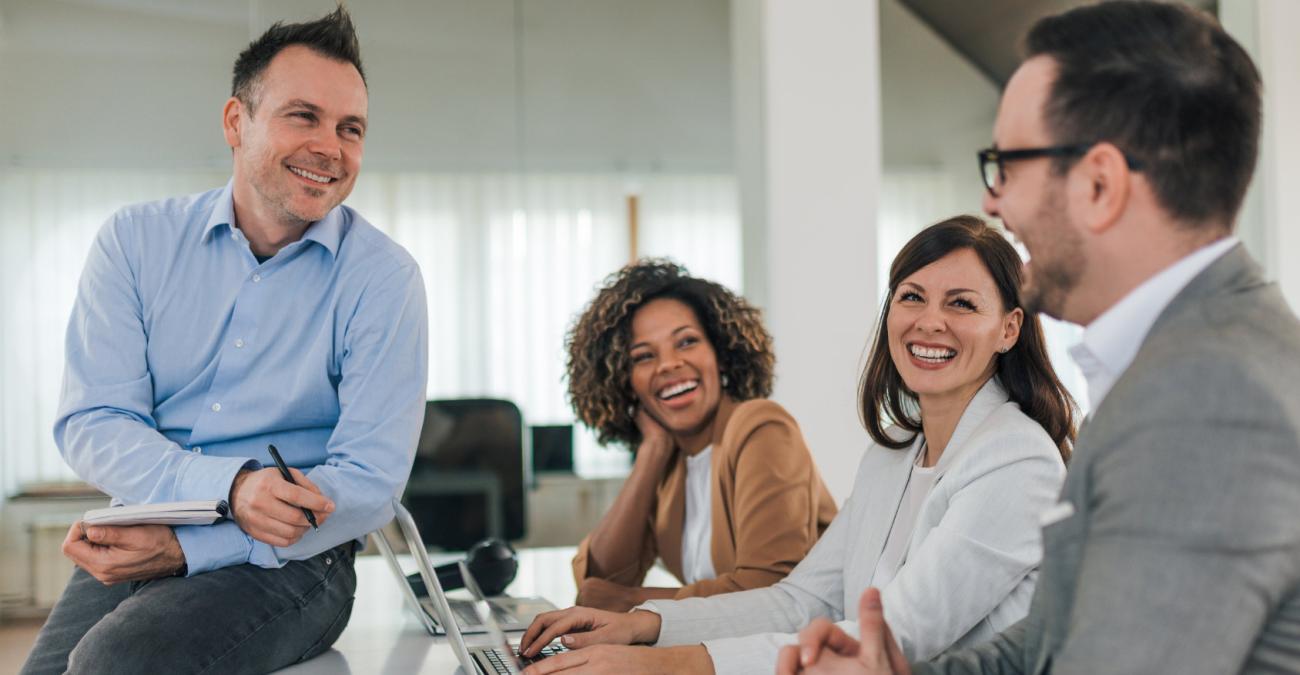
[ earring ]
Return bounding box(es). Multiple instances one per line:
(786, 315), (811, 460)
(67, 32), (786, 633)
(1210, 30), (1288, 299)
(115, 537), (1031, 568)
(720, 373), (730, 387)
(627, 404), (636, 417)
(999, 346), (1010, 354)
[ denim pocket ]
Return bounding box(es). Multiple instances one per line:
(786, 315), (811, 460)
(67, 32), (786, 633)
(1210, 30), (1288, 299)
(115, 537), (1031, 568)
(289, 542), (357, 607)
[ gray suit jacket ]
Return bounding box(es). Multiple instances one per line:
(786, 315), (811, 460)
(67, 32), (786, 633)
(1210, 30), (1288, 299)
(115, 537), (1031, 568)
(918, 245), (1300, 675)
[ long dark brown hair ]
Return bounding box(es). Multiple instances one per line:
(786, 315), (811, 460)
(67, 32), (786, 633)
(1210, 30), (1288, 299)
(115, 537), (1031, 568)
(859, 215), (1076, 462)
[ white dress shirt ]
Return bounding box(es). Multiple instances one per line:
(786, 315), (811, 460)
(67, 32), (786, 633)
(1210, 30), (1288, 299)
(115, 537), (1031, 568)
(1069, 237), (1238, 409)
(681, 446), (717, 584)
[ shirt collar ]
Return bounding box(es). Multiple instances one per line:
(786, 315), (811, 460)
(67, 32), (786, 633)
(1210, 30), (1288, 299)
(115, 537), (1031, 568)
(201, 179), (237, 242)
(1071, 236), (1238, 407)
(301, 205), (344, 259)
(201, 178), (345, 259)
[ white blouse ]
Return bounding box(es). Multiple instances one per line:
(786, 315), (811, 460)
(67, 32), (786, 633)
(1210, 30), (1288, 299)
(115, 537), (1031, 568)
(681, 445), (717, 584)
(873, 441), (943, 589)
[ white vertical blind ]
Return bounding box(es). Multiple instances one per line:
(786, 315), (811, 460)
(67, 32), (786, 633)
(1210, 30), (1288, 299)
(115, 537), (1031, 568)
(0, 170), (228, 495)
(638, 174), (743, 292)
(0, 170), (742, 495)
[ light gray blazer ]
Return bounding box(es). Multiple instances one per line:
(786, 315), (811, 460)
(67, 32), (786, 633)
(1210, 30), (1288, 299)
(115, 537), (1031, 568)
(918, 245), (1300, 675)
(643, 377), (1066, 674)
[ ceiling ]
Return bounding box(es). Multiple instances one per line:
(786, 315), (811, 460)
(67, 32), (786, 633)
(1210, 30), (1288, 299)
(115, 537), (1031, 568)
(899, 0), (1219, 86)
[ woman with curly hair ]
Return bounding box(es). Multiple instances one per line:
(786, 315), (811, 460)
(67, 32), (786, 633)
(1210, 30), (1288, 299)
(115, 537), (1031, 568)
(567, 260), (837, 613)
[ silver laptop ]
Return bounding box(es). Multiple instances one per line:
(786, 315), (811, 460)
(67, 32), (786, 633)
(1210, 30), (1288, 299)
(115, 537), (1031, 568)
(372, 500), (556, 635)
(461, 560), (569, 674)
(374, 501), (565, 674)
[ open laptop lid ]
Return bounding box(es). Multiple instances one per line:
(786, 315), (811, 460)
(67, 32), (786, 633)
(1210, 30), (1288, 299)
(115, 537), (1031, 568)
(388, 499), (481, 674)
(370, 526), (438, 635)
(461, 560), (526, 671)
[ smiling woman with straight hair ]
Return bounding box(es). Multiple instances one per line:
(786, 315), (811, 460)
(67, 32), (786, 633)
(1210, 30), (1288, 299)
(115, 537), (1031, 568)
(564, 260), (837, 613)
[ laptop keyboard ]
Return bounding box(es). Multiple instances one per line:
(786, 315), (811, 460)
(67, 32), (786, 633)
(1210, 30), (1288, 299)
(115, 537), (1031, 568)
(449, 598), (515, 627)
(481, 644), (569, 674)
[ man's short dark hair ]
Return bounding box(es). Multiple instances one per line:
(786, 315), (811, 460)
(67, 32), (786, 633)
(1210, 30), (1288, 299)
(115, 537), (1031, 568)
(1025, 1), (1261, 228)
(231, 5), (366, 114)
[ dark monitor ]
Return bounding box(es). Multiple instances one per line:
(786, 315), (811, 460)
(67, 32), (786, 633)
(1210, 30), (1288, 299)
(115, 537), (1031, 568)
(530, 424), (574, 473)
(403, 399), (528, 550)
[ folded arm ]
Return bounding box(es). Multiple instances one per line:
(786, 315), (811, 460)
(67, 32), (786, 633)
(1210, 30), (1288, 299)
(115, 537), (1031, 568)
(178, 263), (429, 573)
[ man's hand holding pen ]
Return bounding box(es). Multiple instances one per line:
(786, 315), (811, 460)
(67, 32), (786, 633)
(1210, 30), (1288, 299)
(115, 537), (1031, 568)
(229, 466), (334, 547)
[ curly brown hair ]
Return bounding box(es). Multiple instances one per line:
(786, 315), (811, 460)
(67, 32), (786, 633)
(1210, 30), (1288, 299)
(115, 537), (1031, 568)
(566, 260), (775, 448)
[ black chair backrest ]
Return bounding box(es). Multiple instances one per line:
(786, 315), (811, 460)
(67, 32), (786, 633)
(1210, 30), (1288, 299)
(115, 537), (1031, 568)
(402, 398), (528, 550)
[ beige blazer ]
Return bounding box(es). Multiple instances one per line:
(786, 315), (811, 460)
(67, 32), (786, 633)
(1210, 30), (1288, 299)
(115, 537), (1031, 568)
(573, 398), (837, 598)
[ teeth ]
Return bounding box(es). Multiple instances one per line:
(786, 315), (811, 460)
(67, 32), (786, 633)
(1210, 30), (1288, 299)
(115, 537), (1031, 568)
(289, 166), (333, 184)
(910, 344), (956, 361)
(658, 380), (699, 400)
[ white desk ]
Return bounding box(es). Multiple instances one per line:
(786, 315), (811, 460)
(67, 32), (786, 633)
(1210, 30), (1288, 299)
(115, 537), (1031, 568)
(278, 546), (678, 675)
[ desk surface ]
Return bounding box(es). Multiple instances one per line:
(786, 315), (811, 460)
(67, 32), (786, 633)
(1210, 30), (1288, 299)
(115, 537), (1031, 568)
(278, 546), (678, 675)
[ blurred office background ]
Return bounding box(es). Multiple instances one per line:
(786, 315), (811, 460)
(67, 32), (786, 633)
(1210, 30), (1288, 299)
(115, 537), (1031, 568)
(1, 0), (1296, 633)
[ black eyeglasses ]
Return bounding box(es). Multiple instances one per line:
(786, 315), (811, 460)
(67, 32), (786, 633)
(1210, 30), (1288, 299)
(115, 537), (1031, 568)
(977, 144), (1144, 197)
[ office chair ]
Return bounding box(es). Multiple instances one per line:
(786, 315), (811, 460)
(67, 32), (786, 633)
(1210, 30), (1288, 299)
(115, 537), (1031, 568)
(402, 398), (529, 550)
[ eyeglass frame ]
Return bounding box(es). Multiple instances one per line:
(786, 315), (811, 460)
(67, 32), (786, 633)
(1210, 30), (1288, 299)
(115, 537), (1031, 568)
(977, 143), (1144, 197)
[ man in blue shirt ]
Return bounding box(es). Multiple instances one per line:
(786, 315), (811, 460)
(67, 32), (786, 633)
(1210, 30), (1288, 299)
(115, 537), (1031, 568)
(22, 7), (428, 674)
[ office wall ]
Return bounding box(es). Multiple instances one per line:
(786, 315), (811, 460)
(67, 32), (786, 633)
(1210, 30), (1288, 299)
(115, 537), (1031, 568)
(879, 0), (997, 207)
(0, 0), (732, 173)
(1222, 0), (1300, 312)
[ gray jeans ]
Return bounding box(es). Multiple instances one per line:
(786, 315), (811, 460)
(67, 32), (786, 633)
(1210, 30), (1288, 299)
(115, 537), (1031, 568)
(21, 541), (356, 675)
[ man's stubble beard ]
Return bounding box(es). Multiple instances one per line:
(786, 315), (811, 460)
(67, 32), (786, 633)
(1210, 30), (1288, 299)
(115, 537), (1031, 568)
(1018, 183), (1086, 322)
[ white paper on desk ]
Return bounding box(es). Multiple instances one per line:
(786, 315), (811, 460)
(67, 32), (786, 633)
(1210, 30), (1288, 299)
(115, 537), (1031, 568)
(82, 500), (230, 526)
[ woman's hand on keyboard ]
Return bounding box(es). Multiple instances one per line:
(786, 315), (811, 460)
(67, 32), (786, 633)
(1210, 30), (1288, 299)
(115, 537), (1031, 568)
(519, 607), (661, 658)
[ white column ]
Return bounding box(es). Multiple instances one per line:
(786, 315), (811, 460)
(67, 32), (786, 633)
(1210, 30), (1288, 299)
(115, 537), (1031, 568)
(1256, 1), (1300, 310)
(733, 0), (882, 502)
(1222, 0), (1300, 311)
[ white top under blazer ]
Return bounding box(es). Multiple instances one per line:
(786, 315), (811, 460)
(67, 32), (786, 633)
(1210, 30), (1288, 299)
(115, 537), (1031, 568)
(681, 446), (717, 584)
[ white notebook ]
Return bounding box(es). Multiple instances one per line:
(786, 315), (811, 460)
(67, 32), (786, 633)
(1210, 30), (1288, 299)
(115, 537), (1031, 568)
(82, 500), (230, 527)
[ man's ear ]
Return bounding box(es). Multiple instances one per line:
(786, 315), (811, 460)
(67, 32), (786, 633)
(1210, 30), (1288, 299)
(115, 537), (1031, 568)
(222, 97), (245, 149)
(1068, 142), (1131, 235)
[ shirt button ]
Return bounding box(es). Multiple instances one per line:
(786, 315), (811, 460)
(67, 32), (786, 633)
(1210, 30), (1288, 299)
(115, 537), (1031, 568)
(234, 339), (245, 348)
(192, 446), (202, 454)
(211, 403), (221, 412)
(252, 274), (262, 283)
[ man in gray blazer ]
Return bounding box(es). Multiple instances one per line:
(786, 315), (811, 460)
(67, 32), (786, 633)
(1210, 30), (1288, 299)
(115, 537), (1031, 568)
(782, 3), (1300, 674)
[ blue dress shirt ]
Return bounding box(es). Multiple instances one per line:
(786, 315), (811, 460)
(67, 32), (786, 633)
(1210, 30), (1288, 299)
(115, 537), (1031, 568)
(55, 180), (429, 575)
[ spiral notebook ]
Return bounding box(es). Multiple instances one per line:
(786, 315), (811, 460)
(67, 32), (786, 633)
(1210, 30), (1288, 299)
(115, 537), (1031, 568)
(82, 500), (230, 527)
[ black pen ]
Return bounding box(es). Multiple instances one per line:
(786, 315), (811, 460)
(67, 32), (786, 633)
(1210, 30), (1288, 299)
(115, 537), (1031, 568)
(267, 444), (320, 530)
